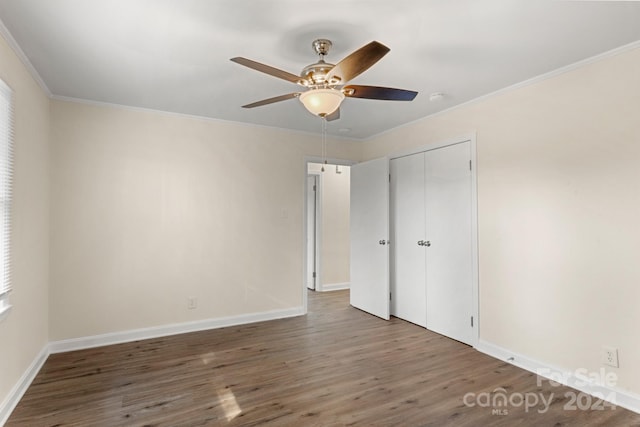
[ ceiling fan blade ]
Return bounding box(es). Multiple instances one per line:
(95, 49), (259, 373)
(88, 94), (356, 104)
(242, 93), (300, 108)
(326, 41), (390, 84)
(343, 85), (418, 101)
(231, 57), (301, 84)
(325, 108), (340, 122)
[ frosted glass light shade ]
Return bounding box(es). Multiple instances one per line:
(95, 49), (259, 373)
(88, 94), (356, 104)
(299, 88), (345, 117)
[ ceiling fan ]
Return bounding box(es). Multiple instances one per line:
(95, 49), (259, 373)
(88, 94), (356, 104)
(230, 39), (418, 121)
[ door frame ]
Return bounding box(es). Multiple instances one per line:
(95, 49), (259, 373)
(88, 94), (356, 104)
(389, 133), (479, 347)
(306, 172), (320, 291)
(302, 156), (356, 314)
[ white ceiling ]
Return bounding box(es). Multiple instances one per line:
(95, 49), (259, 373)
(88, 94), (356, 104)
(1, 1), (639, 139)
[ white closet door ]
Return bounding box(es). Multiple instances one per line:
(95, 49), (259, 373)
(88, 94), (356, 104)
(390, 154), (426, 327)
(350, 157), (390, 320)
(425, 141), (474, 345)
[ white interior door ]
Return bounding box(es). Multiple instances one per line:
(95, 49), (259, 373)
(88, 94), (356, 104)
(425, 141), (474, 345)
(306, 175), (317, 290)
(390, 154), (426, 327)
(350, 157), (390, 320)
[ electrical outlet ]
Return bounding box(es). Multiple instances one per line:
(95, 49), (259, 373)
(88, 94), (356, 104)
(187, 297), (197, 310)
(603, 346), (619, 368)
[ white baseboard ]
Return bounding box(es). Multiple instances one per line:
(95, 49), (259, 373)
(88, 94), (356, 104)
(0, 345), (49, 426)
(318, 282), (350, 292)
(49, 306), (304, 354)
(476, 339), (640, 415)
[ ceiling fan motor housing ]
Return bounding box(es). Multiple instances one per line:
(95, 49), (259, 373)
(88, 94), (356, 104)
(299, 39), (339, 86)
(300, 60), (336, 85)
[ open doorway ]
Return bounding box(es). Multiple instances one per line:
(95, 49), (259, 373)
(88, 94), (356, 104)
(305, 162), (351, 294)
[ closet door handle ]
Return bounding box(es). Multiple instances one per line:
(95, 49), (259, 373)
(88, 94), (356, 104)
(425, 241), (431, 247)
(417, 240), (424, 246)
(379, 239), (387, 245)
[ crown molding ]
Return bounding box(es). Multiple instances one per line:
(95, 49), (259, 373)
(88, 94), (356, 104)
(51, 95), (362, 142)
(364, 39), (640, 143)
(0, 18), (52, 97)
(2, 12), (639, 143)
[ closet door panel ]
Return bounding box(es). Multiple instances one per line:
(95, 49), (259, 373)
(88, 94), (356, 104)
(390, 154), (426, 327)
(424, 142), (474, 345)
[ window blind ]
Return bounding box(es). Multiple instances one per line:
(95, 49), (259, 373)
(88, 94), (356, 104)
(0, 78), (14, 313)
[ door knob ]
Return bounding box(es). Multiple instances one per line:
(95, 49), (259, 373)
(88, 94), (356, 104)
(425, 241), (431, 247)
(417, 240), (424, 246)
(379, 239), (387, 245)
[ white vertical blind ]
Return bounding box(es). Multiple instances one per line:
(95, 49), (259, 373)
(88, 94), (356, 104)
(0, 78), (14, 313)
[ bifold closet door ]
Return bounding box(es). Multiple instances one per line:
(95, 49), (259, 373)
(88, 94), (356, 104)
(390, 154), (427, 327)
(424, 141), (474, 345)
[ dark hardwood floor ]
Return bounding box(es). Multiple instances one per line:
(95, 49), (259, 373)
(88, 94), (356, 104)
(7, 290), (640, 426)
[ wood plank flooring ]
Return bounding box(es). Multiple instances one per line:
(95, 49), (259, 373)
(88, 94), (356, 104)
(7, 290), (640, 426)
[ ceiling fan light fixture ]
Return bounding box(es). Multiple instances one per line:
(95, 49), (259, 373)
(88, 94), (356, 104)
(299, 88), (345, 117)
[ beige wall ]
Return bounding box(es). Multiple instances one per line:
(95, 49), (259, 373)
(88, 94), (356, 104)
(308, 163), (350, 286)
(363, 47), (640, 394)
(49, 100), (361, 340)
(0, 36), (50, 406)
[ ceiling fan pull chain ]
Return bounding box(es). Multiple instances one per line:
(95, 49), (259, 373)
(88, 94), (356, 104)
(321, 117), (328, 172)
